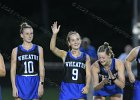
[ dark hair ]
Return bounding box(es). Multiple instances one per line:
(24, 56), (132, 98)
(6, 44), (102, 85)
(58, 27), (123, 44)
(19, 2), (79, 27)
(20, 22), (32, 33)
(97, 42), (114, 58)
(66, 31), (81, 50)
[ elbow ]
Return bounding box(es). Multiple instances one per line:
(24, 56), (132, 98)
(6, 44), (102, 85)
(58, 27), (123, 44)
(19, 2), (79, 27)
(50, 45), (55, 52)
(50, 46), (53, 51)
(121, 83), (125, 89)
(3, 70), (6, 77)
(1, 69), (6, 77)
(118, 82), (125, 89)
(94, 87), (99, 91)
(93, 86), (99, 91)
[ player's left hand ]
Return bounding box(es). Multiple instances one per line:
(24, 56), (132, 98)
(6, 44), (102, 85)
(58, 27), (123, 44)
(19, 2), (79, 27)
(108, 70), (115, 79)
(82, 85), (89, 94)
(38, 83), (44, 97)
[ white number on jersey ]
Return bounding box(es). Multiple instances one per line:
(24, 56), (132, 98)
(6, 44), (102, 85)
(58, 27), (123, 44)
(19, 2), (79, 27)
(24, 61), (34, 74)
(72, 68), (78, 80)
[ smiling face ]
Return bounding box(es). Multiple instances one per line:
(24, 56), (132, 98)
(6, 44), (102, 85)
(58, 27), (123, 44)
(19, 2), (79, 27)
(98, 51), (111, 66)
(68, 33), (81, 50)
(20, 28), (33, 43)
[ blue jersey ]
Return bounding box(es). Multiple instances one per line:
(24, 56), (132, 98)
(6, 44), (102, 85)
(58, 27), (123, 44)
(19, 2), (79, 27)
(133, 48), (140, 100)
(60, 51), (87, 100)
(94, 58), (123, 96)
(16, 44), (40, 99)
(16, 44), (39, 75)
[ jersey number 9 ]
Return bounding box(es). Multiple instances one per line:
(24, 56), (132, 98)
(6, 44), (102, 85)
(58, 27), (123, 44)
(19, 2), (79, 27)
(72, 69), (78, 80)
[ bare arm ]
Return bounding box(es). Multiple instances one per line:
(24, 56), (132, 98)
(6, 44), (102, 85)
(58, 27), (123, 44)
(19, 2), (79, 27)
(38, 46), (45, 83)
(0, 53), (6, 77)
(82, 54), (91, 94)
(92, 62), (108, 91)
(110, 59), (125, 89)
(10, 48), (17, 89)
(38, 46), (45, 97)
(124, 47), (138, 83)
(85, 54), (91, 87)
(50, 21), (67, 60)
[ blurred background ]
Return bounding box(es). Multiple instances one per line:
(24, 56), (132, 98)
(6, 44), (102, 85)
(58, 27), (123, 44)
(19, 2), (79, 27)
(0, 0), (139, 99)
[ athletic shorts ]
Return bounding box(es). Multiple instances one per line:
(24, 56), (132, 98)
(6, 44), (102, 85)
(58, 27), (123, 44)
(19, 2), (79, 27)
(59, 81), (86, 100)
(94, 84), (123, 96)
(133, 80), (140, 100)
(16, 75), (39, 99)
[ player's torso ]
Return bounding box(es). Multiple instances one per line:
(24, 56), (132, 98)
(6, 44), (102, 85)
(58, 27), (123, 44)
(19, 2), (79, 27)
(63, 51), (86, 84)
(16, 44), (39, 76)
(98, 58), (118, 85)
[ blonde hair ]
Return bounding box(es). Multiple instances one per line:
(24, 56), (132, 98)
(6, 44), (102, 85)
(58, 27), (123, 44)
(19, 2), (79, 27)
(66, 31), (81, 50)
(98, 42), (114, 58)
(20, 22), (32, 33)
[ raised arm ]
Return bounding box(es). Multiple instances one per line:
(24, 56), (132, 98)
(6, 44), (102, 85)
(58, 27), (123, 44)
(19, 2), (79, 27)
(50, 21), (66, 60)
(124, 47), (138, 83)
(0, 53), (6, 77)
(108, 59), (125, 89)
(91, 62), (108, 91)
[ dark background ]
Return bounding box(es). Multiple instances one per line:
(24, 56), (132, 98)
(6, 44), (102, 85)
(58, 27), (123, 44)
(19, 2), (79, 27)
(0, 0), (133, 62)
(0, 0), (134, 99)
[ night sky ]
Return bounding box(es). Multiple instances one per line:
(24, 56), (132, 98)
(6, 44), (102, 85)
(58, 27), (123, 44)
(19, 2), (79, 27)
(0, 0), (133, 62)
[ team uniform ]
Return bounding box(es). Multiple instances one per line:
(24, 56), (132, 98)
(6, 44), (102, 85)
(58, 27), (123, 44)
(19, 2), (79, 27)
(59, 51), (87, 100)
(133, 48), (140, 100)
(94, 58), (123, 96)
(16, 44), (40, 99)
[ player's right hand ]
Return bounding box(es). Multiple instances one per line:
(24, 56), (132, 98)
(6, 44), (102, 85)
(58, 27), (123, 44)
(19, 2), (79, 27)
(103, 78), (109, 85)
(102, 75), (109, 85)
(12, 86), (18, 98)
(51, 21), (61, 35)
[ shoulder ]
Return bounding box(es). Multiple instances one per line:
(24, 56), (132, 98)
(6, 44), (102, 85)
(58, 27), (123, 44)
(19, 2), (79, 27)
(91, 60), (99, 68)
(12, 47), (18, 53)
(11, 47), (18, 57)
(91, 60), (100, 72)
(114, 58), (124, 70)
(37, 45), (43, 50)
(37, 45), (44, 54)
(85, 54), (90, 61)
(115, 59), (123, 65)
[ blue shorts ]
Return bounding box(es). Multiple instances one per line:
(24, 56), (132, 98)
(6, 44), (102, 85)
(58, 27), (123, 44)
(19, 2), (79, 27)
(133, 80), (140, 100)
(16, 75), (40, 99)
(59, 82), (86, 100)
(94, 84), (123, 96)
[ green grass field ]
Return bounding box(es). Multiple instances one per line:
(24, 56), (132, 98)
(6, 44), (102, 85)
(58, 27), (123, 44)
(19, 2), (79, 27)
(2, 86), (60, 100)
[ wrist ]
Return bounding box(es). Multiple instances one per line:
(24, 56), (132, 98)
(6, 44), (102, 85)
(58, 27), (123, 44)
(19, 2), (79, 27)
(85, 85), (89, 88)
(40, 81), (44, 85)
(53, 33), (58, 36)
(112, 77), (117, 82)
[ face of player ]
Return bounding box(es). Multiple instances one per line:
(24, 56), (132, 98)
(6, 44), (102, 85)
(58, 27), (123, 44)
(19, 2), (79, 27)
(20, 28), (33, 43)
(98, 52), (111, 66)
(68, 33), (81, 50)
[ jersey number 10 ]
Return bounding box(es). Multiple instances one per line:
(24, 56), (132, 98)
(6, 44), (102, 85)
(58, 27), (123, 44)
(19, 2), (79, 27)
(24, 61), (34, 74)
